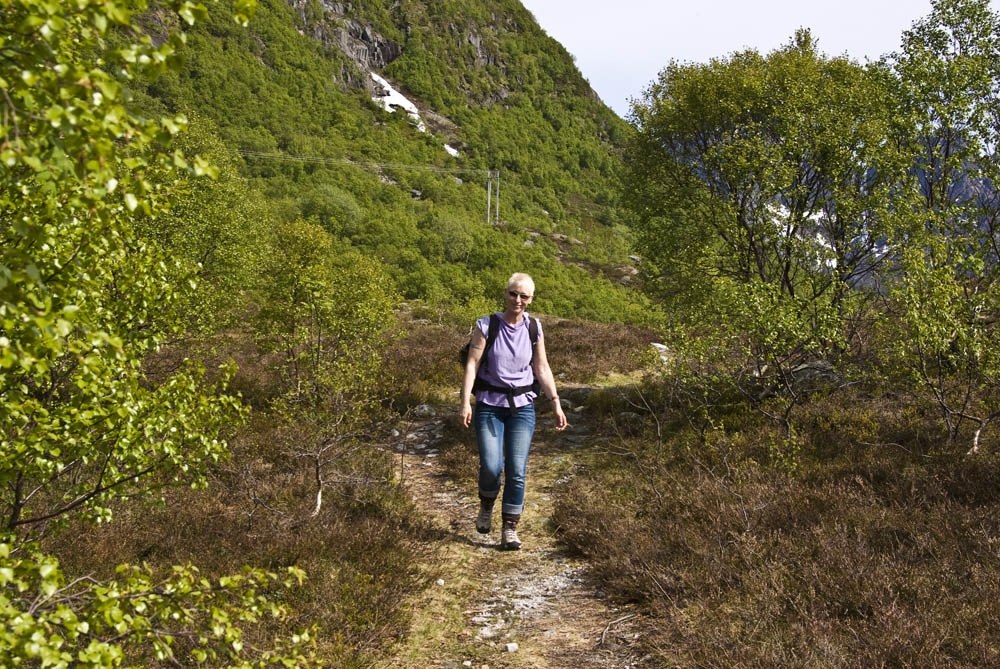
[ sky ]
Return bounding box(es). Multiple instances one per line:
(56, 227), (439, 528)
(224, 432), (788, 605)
(519, 0), (998, 117)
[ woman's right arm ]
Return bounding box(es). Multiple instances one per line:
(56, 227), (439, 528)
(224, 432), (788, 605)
(460, 328), (486, 428)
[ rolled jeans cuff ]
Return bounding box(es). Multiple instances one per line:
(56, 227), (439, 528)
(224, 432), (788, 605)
(501, 502), (524, 516)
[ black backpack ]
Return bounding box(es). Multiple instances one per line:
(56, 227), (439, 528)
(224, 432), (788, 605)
(459, 314), (540, 407)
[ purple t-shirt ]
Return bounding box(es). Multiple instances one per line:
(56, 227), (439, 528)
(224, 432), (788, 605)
(474, 312), (541, 408)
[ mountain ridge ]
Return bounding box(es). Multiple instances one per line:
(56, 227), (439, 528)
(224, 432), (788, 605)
(134, 0), (650, 321)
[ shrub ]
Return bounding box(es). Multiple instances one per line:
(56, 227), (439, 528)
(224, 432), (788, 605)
(553, 394), (1000, 666)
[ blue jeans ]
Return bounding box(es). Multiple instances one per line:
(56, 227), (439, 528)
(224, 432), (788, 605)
(474, 402), (536, 516)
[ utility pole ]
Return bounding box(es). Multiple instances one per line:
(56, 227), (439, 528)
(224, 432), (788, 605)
(485, 170), (500, 225)
(493, 170), (500, 225)
(486, 172), (493, 225)
(485, 170), (501, 225)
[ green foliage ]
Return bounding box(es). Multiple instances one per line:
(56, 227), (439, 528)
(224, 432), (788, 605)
(883, 0), (1000, 452)
(625, 3), (1000, 448)
(0, 0), (253, 533)
(0, 541), (311, 667)
(1, 0), (310, 664)
(133, 115), (274, 335)
(254, 220), (398, 386)
(626, 30), (898, 353)
(131, 0), (647, 320)
(253, 219), (399, 515)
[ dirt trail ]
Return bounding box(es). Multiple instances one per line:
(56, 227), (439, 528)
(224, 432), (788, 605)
(381, 405), (646, 669)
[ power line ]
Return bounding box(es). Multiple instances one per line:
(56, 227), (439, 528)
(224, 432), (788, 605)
(239, 150), (491, 175)
(239, 150), (502, 224)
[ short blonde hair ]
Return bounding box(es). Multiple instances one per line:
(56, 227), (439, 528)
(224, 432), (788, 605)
(507, 272), (535, 296)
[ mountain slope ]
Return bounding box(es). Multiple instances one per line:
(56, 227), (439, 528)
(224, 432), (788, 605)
(138, 0), (654, 323)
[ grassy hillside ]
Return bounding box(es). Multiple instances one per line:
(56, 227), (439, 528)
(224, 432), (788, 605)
(135, 0), (656, 324)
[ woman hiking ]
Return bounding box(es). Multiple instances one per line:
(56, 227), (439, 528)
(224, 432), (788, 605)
(460, 272), (567, 550)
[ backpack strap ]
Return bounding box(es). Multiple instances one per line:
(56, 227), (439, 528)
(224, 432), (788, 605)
(479, 313), (501, 372)
(527, 316), (540, 395)
(527, 315), (538, 364)
(472, 314), (501, 394)
(472, 314), (539, 409)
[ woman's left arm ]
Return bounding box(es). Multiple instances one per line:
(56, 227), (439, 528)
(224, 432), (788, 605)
(532, 332), (567, 431)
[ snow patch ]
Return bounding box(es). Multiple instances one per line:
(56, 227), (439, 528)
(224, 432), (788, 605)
(371, 72), (425, 131)
(371, 72), (459, 157)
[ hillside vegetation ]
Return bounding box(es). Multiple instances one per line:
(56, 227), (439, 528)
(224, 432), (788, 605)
(136, 0), (654, 323)
(4, 0), (1000, 666)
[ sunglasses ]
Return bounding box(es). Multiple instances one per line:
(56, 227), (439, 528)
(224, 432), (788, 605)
(507, 290), (533, 301)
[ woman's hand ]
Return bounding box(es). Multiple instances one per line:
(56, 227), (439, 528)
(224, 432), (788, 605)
(552, 399), (568, 431)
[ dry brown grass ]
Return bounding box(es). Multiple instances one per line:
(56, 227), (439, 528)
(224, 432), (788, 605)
(538, 316), (660, 384)
(41, 323), (437, 667)
(381, 311), (660, 416)
(383, 316), (468, 408)
(47, 310), (659, 666)
(553, 383), (1000, 667)
(45, 427), (433, 665)
(48, 307), (1000, 666)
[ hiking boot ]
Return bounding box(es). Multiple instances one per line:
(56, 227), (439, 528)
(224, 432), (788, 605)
(500, 514), (521, 551)
(475, 497), (495, 534)
(475, 506), (493, 534)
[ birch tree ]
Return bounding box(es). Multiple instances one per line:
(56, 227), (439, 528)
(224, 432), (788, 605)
(887, 0), (1000, 452)
(625, 30), (901, 434)
(1, 1), (309, 664)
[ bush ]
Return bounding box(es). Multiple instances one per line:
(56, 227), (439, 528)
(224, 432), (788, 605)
(553, 386), (1000, 666)
(44, 409), (429, 666)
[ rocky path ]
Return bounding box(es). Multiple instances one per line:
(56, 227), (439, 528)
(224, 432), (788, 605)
(380, 400), (647, 669)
